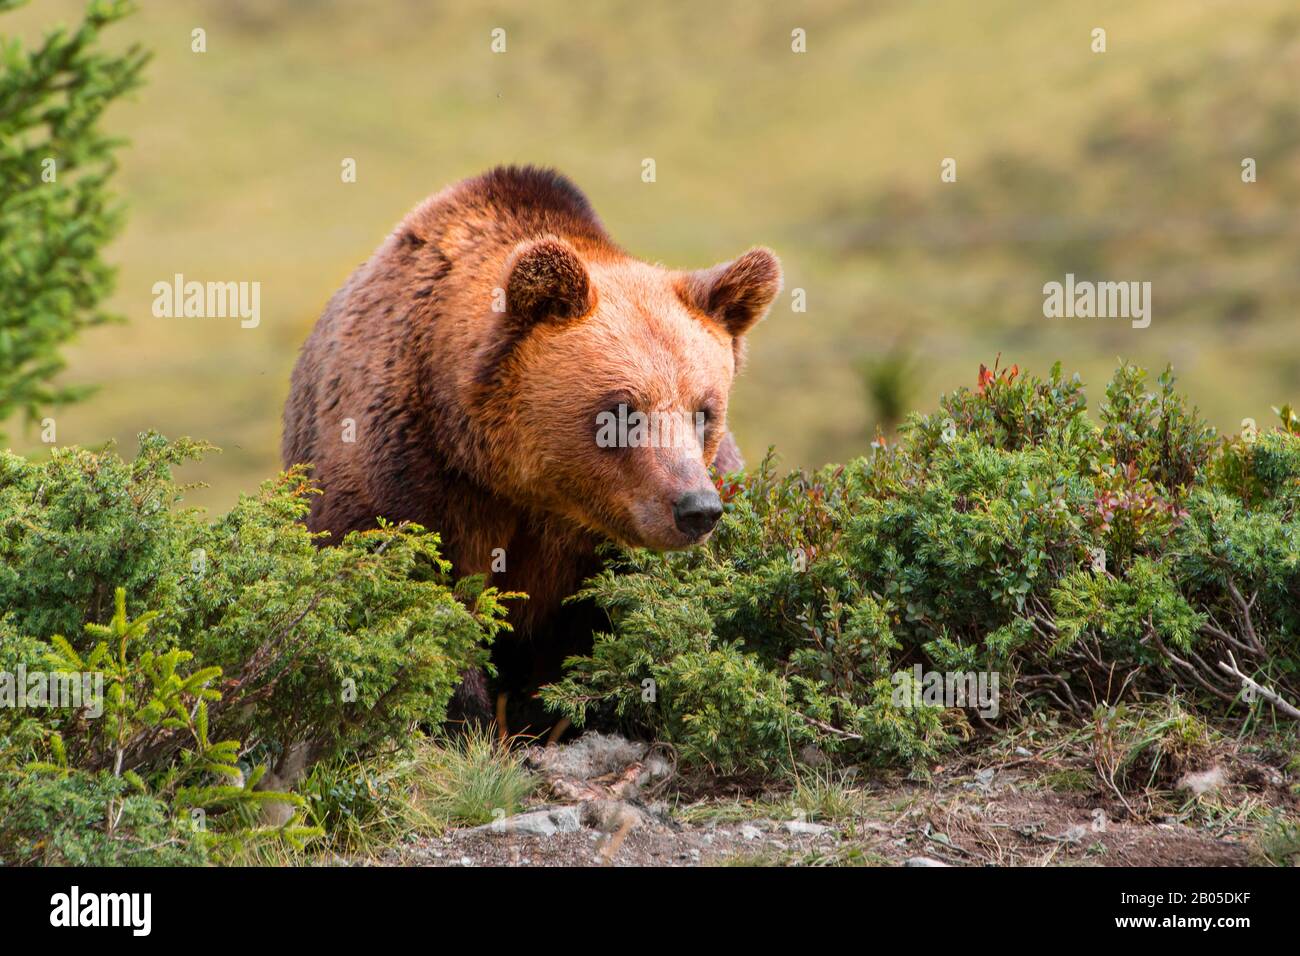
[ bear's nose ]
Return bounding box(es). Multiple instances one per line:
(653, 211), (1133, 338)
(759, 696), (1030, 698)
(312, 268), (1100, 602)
(673, 489), (723, 538)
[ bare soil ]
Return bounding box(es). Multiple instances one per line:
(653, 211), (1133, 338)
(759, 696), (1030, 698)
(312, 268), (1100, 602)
(372, 737), (1294, 867)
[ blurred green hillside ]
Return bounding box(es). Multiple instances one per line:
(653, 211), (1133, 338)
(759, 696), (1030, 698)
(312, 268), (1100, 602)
(4, 0), (1299, 511)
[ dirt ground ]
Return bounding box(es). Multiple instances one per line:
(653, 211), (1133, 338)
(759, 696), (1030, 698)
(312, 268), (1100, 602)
(373, 732), (1295, 867)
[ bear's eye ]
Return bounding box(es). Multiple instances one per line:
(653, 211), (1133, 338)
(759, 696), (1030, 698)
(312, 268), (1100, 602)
(592, 395), (637, 451)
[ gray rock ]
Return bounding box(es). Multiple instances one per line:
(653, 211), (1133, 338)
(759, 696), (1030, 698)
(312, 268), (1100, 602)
(904, 856), (951, 867)
(781, 820), (832, 836)
(471, 805), (582, 837)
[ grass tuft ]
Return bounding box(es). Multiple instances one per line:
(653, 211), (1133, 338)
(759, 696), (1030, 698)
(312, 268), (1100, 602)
(409, 728), (536, 828)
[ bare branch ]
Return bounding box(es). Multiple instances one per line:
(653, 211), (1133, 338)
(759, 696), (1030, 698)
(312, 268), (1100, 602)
(1217, 651), (1300, 720)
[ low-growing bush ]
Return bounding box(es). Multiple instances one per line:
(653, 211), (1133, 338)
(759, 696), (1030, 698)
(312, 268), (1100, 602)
(0, 434), (512, 862)
(544, 361), (1300, 775)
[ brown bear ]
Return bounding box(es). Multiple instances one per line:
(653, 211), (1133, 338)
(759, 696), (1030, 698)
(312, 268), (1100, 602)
(282, 165), (780, 736)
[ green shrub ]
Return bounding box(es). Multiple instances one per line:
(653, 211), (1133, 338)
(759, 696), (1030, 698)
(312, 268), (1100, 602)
(1, 588), (311, 864)
(544, 361), (1300, 775)
(0, 772), (207, 866)
(1099, 364), (1217, 493)
(0, 434), (512, 861)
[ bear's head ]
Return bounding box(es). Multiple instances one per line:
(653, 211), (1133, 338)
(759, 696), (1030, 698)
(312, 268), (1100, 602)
(476, 236), (781, 550)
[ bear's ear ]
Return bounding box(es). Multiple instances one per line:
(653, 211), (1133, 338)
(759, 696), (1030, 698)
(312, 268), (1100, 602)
(676, 247), (782, 337)
(503, 236), (593, 326)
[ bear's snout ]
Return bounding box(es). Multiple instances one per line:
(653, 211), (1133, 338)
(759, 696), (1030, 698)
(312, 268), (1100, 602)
(672, 488), (723, 539)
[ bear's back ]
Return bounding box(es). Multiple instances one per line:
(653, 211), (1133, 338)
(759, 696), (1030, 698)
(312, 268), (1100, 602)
(402, 165), (616, 264)
(280, 166), (621, 540)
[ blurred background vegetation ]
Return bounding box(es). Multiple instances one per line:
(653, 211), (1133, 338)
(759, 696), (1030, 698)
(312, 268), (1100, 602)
(4, 0), (1299, 511)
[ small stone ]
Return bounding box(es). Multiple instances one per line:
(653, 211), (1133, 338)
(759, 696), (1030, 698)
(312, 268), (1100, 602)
(904, 856), (950, 867)
(740, 824), (762, 841)
(471, 805), (582, 837)
(781, 820), (832, 836)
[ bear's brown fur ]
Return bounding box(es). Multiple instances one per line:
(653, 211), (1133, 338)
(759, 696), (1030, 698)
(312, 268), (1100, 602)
(283, 166), (780, 720)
